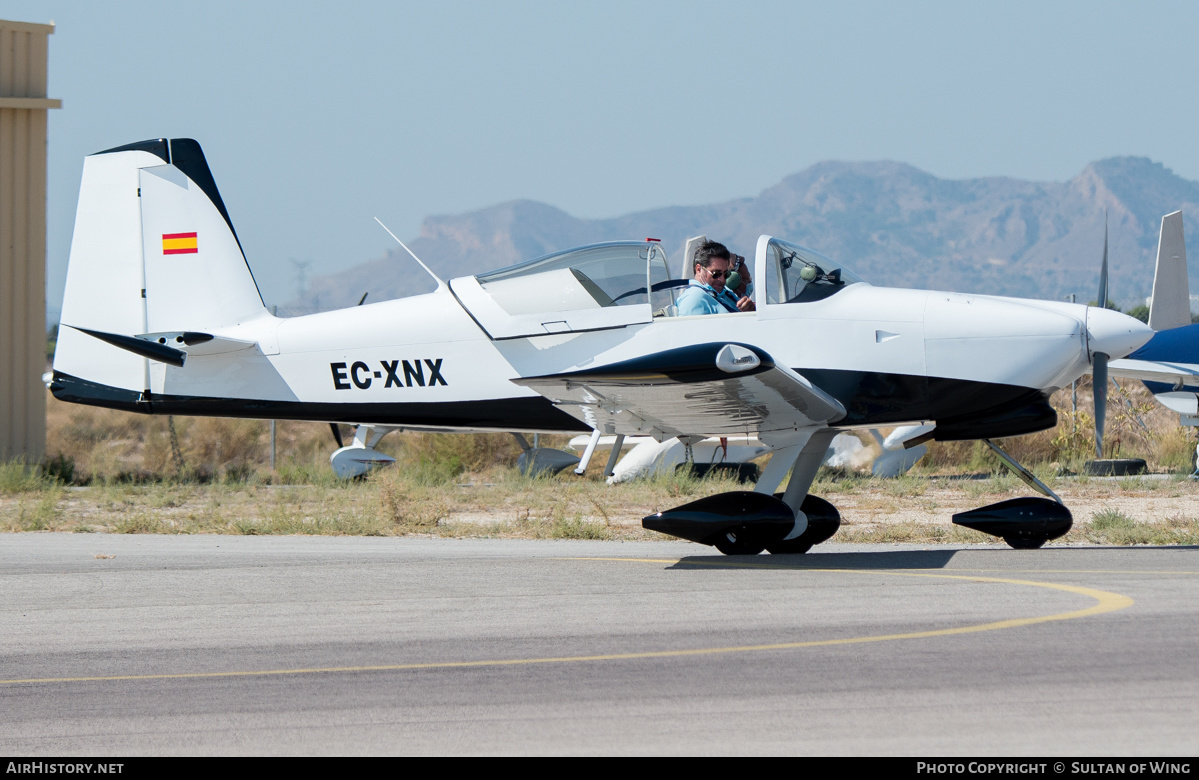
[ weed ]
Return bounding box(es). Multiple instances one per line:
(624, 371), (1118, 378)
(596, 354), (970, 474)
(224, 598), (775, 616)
(1077, 517), (1199, 546)
(0, 460), (53, 493)
(1091, 508), (1136, 530)
(273, 461), (341, 486)
(1155, 426), (1198, 474)
(228, 518), (262, 535)
(989, 472), (1021, 494)
(550, 515), (611, 540)
(375, 471), (446, 530)
(41, 454), (76, 485)
(7, 491), (64, 530)
(649, 465), (704, 498)
(406, 455), (464, 487)
(960, 478), (993, 501)
(837, 522), (990, 545)
(883, 474), (927, 497)
(585, 494), (612, 526)
(113, 513), (170, 534)
(810, 470), (867, 494)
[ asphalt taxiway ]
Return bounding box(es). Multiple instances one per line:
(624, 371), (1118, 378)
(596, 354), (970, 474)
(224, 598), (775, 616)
(1, 534), (1196, 755)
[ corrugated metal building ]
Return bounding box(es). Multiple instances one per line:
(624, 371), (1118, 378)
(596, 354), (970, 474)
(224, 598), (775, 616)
(0, 19), (60, 462)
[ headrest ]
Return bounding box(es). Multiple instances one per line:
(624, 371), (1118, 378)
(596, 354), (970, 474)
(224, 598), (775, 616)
(681, 235), (708, 280)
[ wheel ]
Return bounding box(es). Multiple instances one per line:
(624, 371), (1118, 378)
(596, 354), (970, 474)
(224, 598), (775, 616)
(1004, 536), (1046, 550)
(711, 529), (766, 555)
(764, 538), (813, 555)
(765, 495), (841, 554)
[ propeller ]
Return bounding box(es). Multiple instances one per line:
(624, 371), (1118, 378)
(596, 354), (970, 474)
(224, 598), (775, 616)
(1093, 213), (1109, 459)
(330, 423), (345, 449)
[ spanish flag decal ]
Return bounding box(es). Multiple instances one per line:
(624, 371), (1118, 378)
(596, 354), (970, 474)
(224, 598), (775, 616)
(162, 232), (198, 255)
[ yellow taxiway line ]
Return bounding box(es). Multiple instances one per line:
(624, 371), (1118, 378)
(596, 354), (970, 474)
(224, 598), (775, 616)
(0, 559), (1134, 686)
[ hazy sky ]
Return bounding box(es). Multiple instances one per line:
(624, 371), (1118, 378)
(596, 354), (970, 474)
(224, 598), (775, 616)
(9, 0), (1199, 311)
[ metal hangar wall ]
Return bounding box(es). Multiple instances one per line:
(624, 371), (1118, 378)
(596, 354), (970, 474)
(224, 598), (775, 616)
(0, 19), (60, 462)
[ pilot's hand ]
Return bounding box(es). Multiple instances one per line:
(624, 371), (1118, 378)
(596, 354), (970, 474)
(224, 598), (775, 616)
(737, 296), (756, 312)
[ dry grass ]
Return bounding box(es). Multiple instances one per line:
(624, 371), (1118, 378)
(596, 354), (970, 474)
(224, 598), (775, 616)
(5, 461), (1199, 546)
(3, 383), (1197, 545)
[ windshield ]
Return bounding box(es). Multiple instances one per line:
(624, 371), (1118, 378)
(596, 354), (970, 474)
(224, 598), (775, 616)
(477, 241), (669, 316)
(763, 238), (866, 304)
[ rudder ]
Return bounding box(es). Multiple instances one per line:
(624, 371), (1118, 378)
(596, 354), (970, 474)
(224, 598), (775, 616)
(1149, 211), (1189, 332)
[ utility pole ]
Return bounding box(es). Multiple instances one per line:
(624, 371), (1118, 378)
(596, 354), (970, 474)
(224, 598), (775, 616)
(1069, 293), (1077, 427)
(270, 305), (278, 469)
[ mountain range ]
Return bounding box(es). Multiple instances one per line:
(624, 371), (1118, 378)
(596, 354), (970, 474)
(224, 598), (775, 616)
(290, 156), (1199, 314)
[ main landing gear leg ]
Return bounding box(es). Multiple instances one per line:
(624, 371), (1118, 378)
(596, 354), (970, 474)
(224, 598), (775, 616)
(760, 430), (842, 555)
(951, 438), (1073, 549)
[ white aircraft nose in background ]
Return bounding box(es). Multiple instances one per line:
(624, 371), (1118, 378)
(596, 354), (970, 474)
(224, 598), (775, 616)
(1087, 305), (1154, 361)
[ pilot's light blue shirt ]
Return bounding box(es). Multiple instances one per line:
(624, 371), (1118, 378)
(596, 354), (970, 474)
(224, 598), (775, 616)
(677, 279), (741, 316)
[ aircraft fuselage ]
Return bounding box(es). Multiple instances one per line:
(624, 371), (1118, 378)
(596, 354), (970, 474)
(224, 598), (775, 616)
(52, 280), (1139, 440)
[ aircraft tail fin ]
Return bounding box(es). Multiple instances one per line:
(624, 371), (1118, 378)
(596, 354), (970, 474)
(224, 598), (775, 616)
(54, 138), (268, 394)
(1148, 211), (1190, 331)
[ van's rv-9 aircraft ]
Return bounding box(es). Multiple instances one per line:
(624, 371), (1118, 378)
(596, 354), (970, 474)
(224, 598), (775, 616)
(51, 138), (1154, 554)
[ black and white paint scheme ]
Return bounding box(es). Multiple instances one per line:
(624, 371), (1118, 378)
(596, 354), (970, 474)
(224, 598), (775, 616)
(51, 138), (1155, 553)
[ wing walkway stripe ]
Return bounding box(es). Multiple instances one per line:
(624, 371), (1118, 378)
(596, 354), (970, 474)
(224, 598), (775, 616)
(0, 560), (1134, 686)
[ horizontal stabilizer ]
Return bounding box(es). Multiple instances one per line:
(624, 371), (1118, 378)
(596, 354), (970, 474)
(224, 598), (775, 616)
(70, 326), (187, 367)
(67, 326), (261, 369)
(139, 331), (257, 356)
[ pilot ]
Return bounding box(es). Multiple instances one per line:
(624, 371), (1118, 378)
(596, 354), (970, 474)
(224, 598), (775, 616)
(677, 241), (756, 315)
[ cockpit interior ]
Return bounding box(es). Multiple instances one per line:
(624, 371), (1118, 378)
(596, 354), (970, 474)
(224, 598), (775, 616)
(449, 236), (867, 338)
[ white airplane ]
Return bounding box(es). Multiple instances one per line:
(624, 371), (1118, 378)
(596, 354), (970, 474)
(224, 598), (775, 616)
(51, 138), (1154, 553)
(869, 424), (934, 477)
(564, 433), (773, 483)
(560, 432), (870, 483)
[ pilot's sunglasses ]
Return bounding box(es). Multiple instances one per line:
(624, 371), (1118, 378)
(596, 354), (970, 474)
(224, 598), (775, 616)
(707, 270), (730, 279)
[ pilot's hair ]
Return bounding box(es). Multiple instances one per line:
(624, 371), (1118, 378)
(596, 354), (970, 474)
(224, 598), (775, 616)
(694, 241), (731, 269)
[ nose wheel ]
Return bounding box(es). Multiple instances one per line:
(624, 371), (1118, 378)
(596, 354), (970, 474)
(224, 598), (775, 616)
(954, 440), (1073, 549)
(765, 494), (841, 554)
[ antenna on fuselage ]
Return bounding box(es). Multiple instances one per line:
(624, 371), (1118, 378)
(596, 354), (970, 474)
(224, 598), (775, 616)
(373, 217), (447, 291)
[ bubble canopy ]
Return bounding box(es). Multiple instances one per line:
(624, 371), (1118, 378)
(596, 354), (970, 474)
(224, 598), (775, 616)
(477, 241), (672, 311)
(452, 241), (673, 339)
(450, 237), (868, 339)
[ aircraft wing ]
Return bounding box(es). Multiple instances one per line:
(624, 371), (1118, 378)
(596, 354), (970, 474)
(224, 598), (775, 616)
(512, 342), (846, 438)
(1107, 358), (1199, 387)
